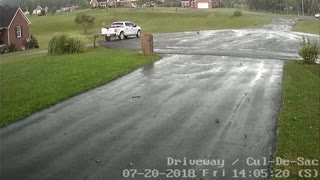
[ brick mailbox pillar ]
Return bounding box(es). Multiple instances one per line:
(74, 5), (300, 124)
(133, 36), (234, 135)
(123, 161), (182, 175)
(141, 34), (153, 55)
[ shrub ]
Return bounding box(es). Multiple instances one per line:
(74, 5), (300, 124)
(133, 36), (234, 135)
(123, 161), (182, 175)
(233, 10), (242, 17)
(8, 44), (16, 52)
(0, 46), (8, 54)
(65, 33), (86, 54)
(50, 7), (57, 15)
(38, 10), (46, 16)
(29, 35), (39, 49)
(48, 33), (86, 55)
(48, 33), (68, 55)
(299, 37), (320, 64)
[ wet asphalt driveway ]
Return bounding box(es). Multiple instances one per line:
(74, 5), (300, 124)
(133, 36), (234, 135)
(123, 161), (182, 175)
(1, 17), (319, 180)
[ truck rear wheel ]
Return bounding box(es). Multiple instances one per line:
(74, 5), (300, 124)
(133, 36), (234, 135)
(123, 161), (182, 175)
(118, 32), (124, 40)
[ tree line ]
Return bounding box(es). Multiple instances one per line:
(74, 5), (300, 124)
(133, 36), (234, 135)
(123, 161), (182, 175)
(1, 0), (319, 15)
(0, 0), (90, 12)
(222, 0), (319, 14)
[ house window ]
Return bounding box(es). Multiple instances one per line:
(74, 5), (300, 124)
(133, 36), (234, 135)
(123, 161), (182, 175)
(16, 26), (22, 38)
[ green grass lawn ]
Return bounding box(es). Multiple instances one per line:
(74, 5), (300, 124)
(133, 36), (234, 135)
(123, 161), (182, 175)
(28, 8), (271, 49)
(272, 61), (320, 179)
(0, 48), (160, 126)
(292, 18), (320, 35)
(0, 48), (42, 59)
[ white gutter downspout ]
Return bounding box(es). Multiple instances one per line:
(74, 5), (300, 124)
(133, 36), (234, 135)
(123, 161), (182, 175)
(7, 28), (10, 46)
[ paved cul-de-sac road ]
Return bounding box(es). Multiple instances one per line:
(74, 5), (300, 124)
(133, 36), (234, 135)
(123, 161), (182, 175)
(1, 17), (319, 180)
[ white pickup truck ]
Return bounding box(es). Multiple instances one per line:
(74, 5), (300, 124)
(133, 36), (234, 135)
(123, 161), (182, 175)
(101, 21), (141, 41)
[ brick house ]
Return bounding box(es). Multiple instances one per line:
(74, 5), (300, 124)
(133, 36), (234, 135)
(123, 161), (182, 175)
(184, 0), (221, 8)
(0, 6), (31, 50)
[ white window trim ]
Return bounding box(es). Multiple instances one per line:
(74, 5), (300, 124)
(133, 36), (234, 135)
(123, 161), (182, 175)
(16, 26), (22, 38)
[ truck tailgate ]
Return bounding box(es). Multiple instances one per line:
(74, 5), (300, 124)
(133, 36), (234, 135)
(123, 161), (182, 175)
(101, 28), (115, 35)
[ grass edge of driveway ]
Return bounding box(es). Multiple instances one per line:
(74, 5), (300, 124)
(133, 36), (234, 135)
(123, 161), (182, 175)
(0, 47), (161, 127)
(272, 61), (320, 179)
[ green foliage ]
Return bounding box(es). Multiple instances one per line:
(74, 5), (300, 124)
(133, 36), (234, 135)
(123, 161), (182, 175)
(78, 0), (90, 9)
(74, 13), (95, 34)
(233, 10), (243, 16)
(65, 33), (86, 54)
(48, 33), (86, 55)
(38, 9), (46, 16)
(28, 8), (270, 49)
(161, 0), (179, 7)
(272, 61), (320, 178)
(8, 44), (16, 52)
(293, 19), (320, 35)
(0, 46), (8, 54)
(48, 33), (68, 55)
(310, 0), (319, 14)
(50, 7), (56, 15)
(27, 3), (34, 15)
(299, 37), (320, 64)
(0, 0), (314, 15)
(137, 0), (149, 6)
(29, 35), (39, 49)
(0, 48), (160, 126)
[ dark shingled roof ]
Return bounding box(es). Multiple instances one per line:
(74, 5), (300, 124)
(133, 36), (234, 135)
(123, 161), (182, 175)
(0, 6), (18, 28)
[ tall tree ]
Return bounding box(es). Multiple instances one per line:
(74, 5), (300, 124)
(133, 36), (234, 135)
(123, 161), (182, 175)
(76, 0), (90, 9)
(310, 0), (320, 13)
